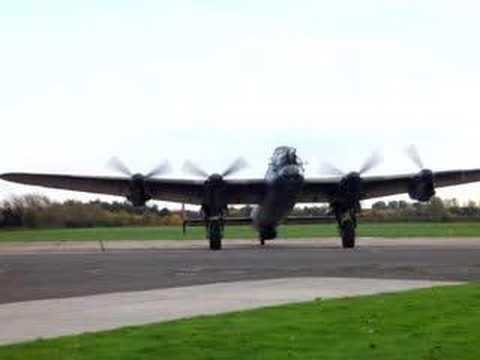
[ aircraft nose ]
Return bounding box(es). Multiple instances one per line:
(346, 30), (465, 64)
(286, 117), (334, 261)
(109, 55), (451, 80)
(280, 165), (303, 182)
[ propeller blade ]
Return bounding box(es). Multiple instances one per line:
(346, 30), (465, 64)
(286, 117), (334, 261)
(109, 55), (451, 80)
(145, 160), (172, 178)
(182, 160), (209, 178)
(405, 145), (424, 170)
(221, 157), (249, 177)
(319, 162), (345, 176)
(359, 151), (383, 175)
(107, 157), (132, 177)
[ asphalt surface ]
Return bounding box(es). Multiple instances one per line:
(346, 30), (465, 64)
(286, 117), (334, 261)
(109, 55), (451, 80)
(1, 238), (480, 305)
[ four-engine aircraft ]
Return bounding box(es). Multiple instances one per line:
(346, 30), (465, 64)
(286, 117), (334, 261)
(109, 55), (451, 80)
(2, 146), (480, 250)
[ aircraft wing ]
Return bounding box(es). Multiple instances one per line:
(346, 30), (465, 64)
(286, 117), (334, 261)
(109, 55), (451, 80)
(0, 173), (267, 205)
(299, 169), (480, 202)
(361, 169), (480, 199)
(3, 169), (480, 206)
(298, 178), (338, 203)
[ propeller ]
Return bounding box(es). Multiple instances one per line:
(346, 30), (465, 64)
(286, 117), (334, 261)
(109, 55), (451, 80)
(107, 157), (171, 179)
(320, 151), (383, 177)
(182, 157), (249, 216)
(319, 162), (344, 177)
(405, 145), (425, 170)
(358, 151), (383, 175)
(182, 157), (249, 179)
(107, 157), (133, 177)
(320, 151), (383, 210)
(221, 158), (249, 177)
(107, 157), (172, 208)
(182, 160), (209, 179)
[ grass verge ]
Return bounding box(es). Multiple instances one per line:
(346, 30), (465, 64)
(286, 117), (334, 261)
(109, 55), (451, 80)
(1, 283), (479, 359)
(1, 222), (480, 242)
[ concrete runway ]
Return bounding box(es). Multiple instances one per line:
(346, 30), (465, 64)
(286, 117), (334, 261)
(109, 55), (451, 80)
(1, 238), (480, 304)
(0, 277), (459, 345)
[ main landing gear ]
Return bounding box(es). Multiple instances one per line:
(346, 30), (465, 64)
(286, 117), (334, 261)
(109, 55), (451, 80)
(334, 206), (357, 249)
(202, 202), (225, 250)
(207, 218), (224, 251)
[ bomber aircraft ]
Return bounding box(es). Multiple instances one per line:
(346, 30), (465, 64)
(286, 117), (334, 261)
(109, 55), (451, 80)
(1, 145), (480, 250)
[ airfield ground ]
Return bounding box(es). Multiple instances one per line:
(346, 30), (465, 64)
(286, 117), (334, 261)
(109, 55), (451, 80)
(1, 228), (480, 358)
(2, 237), (480, 304)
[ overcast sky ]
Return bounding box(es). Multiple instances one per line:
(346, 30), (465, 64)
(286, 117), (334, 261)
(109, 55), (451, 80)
(1, 1), (480, 207)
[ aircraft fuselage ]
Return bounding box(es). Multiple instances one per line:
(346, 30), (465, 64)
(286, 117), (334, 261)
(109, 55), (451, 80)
(252, 146), (304, 239)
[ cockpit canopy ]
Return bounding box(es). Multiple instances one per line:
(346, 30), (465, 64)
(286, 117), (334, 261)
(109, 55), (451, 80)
(271, 146), (303, 169)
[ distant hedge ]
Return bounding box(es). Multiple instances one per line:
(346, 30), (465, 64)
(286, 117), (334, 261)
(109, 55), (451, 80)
(0, 195), (184, 229)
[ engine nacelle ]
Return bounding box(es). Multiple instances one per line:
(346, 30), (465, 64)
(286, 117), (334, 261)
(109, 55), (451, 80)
(331, 172), (364, 212)
(408, 169), (435, 202)
(338, 172), (364, 201)
(202, 174), (228, 217)
(127, 174), (151, 207)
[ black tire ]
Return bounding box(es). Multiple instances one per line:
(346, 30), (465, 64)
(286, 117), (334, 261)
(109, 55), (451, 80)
(259, 227), (277, 241)
(260, 238), (266, 246)
(341, 221), (355, 249)
(209, 236), (222, 250)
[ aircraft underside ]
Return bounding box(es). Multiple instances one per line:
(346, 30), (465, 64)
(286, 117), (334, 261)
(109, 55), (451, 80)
(202, 202), (358, 251)
(202, 157), (359, 250)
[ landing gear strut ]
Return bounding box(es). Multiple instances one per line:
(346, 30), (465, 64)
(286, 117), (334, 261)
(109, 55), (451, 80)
(207, 219), (224, 250)
(334, 206), (357, 249)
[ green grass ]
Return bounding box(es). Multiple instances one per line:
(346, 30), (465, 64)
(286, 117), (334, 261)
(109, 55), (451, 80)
(1, 283), (479, 359)
(1, 222), (480, 242)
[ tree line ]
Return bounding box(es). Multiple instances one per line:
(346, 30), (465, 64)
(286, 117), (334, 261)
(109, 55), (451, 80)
(228, 198), (480, 222)
(364, 197), (480, 222)
(0, 195), (184, 229)
(1, 194), (480, 229)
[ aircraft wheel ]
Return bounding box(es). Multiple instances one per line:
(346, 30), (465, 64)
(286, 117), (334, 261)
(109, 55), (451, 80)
(341, 221), (355, 249)
(209, 236), (222, 250)
(208, 221), (223, 251)
(259, 227), (277, 241)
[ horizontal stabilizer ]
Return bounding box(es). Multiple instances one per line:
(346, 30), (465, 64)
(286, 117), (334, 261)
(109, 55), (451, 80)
(183, 217), (252, 227)
(182, 215), (336, 233)
(280, 215), (336, 225)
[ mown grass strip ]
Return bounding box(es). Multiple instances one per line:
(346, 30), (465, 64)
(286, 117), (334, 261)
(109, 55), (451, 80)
(2, 222), (480, 242)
